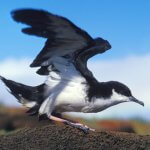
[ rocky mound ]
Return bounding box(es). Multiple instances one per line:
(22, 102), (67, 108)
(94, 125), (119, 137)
(0, 124), (150, 150)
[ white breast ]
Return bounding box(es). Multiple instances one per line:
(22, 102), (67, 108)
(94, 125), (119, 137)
(44, 74), (88, 112)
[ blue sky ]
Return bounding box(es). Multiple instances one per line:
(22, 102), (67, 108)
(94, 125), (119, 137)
(0, 0), (150, 61)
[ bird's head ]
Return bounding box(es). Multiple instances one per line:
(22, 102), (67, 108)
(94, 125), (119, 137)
(104, 81), (144, 106)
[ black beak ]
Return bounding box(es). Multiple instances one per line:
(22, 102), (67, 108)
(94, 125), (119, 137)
(129, 96), (144, 106)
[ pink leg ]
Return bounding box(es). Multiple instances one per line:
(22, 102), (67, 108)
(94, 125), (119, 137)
(49, 115), (95, 133)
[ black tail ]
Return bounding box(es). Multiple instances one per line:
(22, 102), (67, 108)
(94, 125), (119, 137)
(0, 76), (48, 115)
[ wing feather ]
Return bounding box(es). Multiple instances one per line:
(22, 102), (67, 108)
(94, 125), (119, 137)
(75, 38), (111, 85)
(12, 9), (111, 84)
(12, 9), (94, 67)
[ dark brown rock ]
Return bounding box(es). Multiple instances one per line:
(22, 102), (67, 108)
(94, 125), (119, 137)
(0, 124), (150, 150)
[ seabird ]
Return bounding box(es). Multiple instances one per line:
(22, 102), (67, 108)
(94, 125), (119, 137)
(0, 9), (144, 133)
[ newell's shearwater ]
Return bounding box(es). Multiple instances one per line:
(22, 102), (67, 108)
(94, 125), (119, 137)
(0, 9), (144, 133)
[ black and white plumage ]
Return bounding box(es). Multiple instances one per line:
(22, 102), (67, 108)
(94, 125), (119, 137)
(0, 9), (144, 132)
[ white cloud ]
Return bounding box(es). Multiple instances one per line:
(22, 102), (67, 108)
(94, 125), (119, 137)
(0, 55), (150, 121)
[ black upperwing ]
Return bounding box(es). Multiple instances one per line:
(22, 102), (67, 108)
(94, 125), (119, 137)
(11, 9), (111, 84)
(75, 38), (111, 85)
(11, 9), (94, 68)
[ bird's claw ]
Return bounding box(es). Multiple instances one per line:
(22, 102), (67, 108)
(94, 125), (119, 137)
(65, 121), (95, 133)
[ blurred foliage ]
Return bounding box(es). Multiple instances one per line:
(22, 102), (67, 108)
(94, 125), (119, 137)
(0, 106), (150, 135)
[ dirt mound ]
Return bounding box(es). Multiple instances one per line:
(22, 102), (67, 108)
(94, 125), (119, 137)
(0, 124), (150, 150)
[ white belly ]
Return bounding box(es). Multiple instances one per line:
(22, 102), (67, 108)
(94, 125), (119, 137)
(44, 74), (89, 113)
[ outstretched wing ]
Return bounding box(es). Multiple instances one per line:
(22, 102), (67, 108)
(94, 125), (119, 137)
(11, 9), (94, 67)
(12, 9), (111, 83)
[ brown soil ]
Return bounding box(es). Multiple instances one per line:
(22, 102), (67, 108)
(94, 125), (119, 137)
(0, 124), (150, 150)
